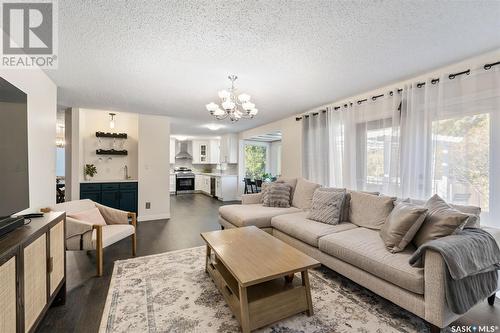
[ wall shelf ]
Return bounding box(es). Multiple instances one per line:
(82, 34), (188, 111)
(96, 149), (128, 156)
(96, 132), (127, 139)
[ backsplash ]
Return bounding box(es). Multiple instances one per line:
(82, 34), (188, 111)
(170, 160), (238, 175)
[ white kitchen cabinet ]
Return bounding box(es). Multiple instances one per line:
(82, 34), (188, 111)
(218, 175), (238, 201)
(169, 174), (176, 193)
(209, 139), (220, 164)
(169, 139), (176, 164)
(220, 134), (239, 164)
(195, 174), (202, 191)
(215, 177), (222, 198)
(192, 140), (209, 164)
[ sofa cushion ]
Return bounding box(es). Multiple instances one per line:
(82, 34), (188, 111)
(307, 188), (346, 225)
(219, 204), (301, 228)
(413, 194), (470, 247)
(52, 199), (96, 215)
(318, 228), (424, 294)
(380, 202), (428, 253)
(291, 178), (321, 210)
(349, 192), (395, 230)
(263, 182), (292, 208)
(68, 207), (107, 226)
(271, 211), (358, 247)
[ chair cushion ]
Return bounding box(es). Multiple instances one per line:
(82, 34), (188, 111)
(93, 224), (135, 248)
(68, 207), (107, 226)
(349, 191), (395, 230)
(219, 204), (301, 228)
(318, 228), (424, 294)
(52, 199), (96, 215)
(272, 212), (358, 247)
(291, 178), (321, 210)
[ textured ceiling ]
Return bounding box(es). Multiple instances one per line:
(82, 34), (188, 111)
(47, 0), (500, 135)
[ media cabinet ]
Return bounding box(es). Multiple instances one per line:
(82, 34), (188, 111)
(0, 212), (66, 333)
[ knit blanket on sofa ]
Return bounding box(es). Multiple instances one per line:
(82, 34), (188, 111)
(409, 228), (500, 314)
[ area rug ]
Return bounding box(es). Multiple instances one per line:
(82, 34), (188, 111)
(100, 246), (430, 333)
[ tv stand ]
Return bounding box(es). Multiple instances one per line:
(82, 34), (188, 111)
(0, 212), (66, 332)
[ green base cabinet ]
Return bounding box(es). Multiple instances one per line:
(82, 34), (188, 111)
(80, 182), (138, 213)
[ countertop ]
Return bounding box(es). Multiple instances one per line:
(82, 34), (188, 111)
(194, 172), (238, 177)
(80, 179), (138, 183)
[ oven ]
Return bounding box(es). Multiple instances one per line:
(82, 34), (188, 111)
(176, 175), (195, 193)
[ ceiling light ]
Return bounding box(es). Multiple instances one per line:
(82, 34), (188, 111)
(205, 123), (224, 131)
(206, 75), (258, 122)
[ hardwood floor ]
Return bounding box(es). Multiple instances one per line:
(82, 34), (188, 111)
(38, 193), (500, 332)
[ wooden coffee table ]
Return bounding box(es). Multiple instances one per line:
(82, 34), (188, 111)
(201, 226), (320, 332)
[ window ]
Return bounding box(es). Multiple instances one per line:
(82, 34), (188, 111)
(432, 113), (490, 212)
(244, 144), (267, 179)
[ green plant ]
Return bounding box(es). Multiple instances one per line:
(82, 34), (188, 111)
(84, 164), (97, 177)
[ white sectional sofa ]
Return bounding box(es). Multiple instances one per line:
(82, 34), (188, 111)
(218, 178), (495, 332)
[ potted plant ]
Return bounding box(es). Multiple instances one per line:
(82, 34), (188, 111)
(84, 164), (97, 181)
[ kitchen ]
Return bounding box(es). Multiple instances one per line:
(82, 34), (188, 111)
(169, 133), (240, 202)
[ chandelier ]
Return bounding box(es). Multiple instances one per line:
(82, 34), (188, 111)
(205, 75), (258, 122)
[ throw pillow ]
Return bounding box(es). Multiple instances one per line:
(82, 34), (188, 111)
(342, 190), (380, 222)
(413, 194), (470, 247)
(380, 202), (428, 253)
(291, 178), (321, 209)
(68, 207), (107, 225)
(349, 191), (395, 230)
(263, 183), (292, 208)
(260, 182), (272, 203)
(276, 177), (298, 202)
(307, 188), (346, 225)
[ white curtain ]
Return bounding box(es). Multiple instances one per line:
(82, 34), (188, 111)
(302, 111), (330, 185)
(328, 94), (402, 194)
(400, 65), (500, 226)
(317, 64), (500, 226)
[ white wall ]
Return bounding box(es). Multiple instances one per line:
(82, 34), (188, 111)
(239, 117), (302, 178)
(0, 68), (57, 212)
(269, 141), (282, 176)
(138, 114), (171, 221)
(79, 109), (138, 181)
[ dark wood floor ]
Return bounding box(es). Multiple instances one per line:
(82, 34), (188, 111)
(38, 194), (499, 332)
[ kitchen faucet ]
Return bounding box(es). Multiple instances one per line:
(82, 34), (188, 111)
(124, 165), (129, 179)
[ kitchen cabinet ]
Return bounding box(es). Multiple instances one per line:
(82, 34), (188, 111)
(220, 134), (239, 164)
(192, 140), (209, 164)
(215, 177), (222, 198)
(170, 139), (176, 164)
(170, 174), (176, 193)
(195, 174), (238, 201)
(195, 174), (202, 191)
(80, 182), (138, 213)
(209, 139), (220, 164)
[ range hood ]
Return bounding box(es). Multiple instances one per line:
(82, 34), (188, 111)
(175, 141), (192, 160)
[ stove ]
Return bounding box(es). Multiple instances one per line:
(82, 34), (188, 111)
(174, 167), (195, 193)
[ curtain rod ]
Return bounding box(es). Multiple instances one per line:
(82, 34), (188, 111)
(296, 59), (500, 121)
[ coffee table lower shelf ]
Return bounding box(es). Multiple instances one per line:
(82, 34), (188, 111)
(206, 250), (313, 332)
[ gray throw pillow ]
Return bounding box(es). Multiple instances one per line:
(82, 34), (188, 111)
(307, 188), (346, 225)
(263, 183), (292, 208)
(380, 202), (428, 253)
(413, 194), (470, 247)
(260, 182), (272, 203)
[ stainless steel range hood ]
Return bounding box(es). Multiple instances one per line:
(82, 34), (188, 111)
(175, 141), (192, 160)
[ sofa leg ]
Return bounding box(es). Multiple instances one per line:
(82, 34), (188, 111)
(221, 225), (225, 230)
(428, 323), (441, 333)
(488, 293), (496, 305)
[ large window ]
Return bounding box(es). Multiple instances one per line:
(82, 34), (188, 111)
(244, 144), (267, 179)
(432, 113), (490, 211)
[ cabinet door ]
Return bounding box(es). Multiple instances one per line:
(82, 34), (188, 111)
(49, 221), (64, 295)
(101, 191), (120, 210)
(200, 144), (207, 163)
(192, 141), (200, 164)
(120, 190), (137, 213)
(0, 256), (16, 333)
(216, 178), (222, 198)
(80, 190), (101, 203)
(24, 234), (47, 333)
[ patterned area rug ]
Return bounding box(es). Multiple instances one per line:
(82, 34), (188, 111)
(100, 246), (429, 333)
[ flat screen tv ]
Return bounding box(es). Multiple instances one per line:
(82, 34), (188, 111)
(0, 77), (29, 221)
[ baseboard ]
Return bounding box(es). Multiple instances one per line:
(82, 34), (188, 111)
(137, 213), (171, 222)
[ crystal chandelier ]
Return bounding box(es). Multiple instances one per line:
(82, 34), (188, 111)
(206, 75), (258, 122)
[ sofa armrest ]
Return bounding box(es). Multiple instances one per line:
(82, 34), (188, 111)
(241, 193), (263, 205)
(95, 203), (131, 225)
(65, 216), (95, 251)
(424, 249), (460, 328)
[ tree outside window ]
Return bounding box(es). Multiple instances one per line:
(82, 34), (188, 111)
(244, 144), (267, 179)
